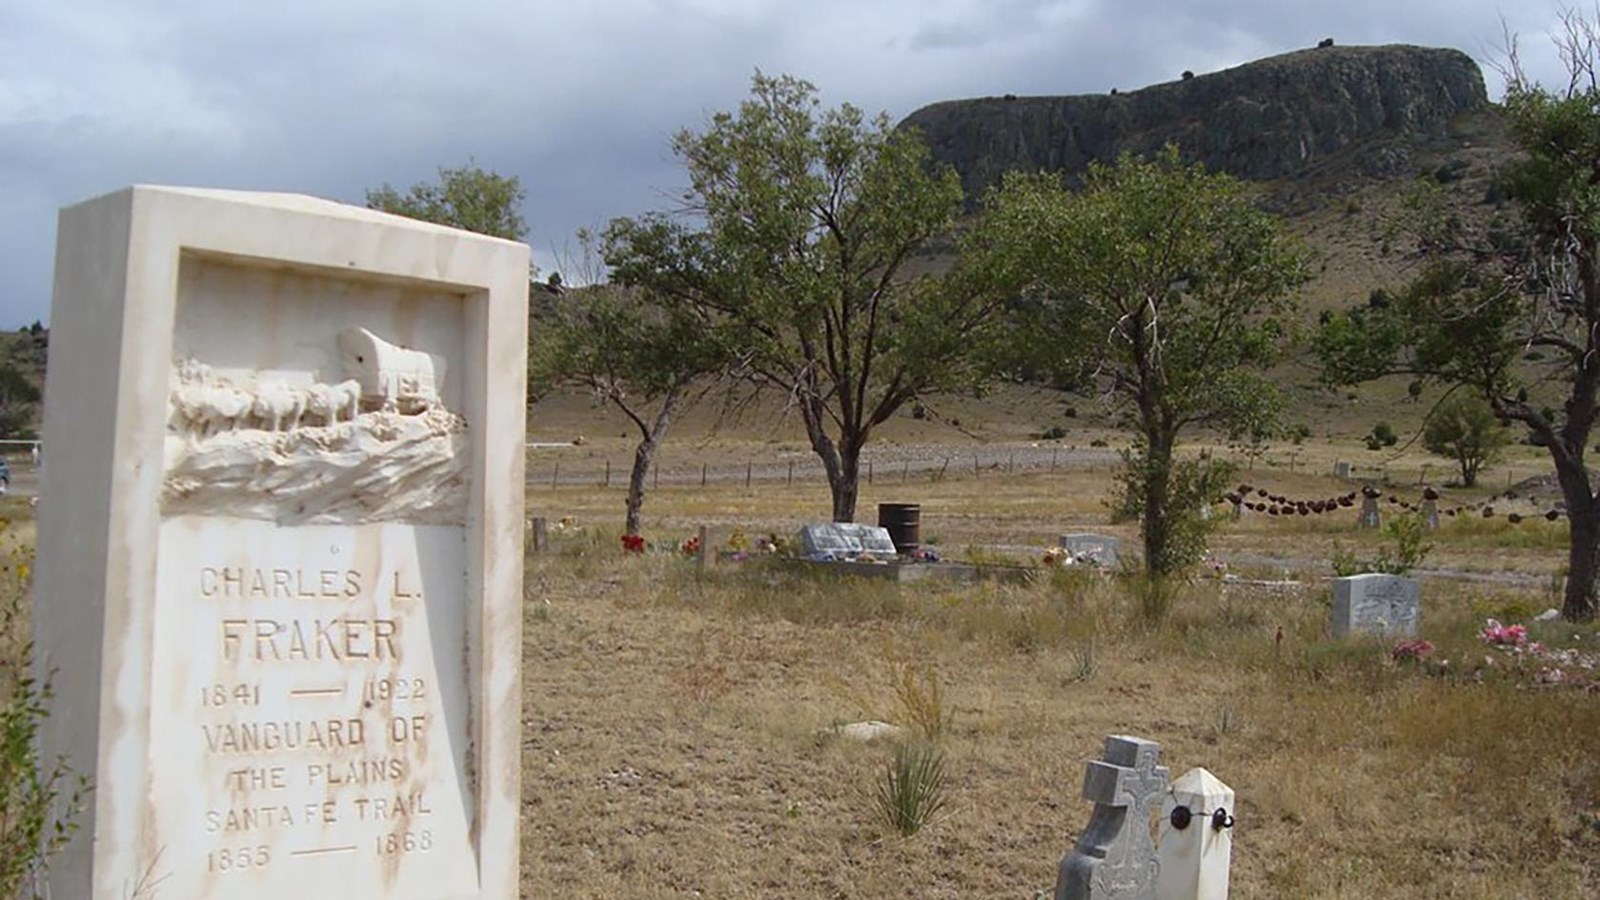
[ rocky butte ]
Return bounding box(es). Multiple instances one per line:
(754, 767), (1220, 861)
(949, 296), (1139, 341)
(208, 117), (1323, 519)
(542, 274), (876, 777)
(899, 44), (1489, 202)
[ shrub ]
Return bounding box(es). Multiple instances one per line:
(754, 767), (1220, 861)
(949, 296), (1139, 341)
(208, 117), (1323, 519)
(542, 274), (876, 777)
(0, 528), (89, 896)
(1422, 394), (1508, 487)
(875, 742), (948, 837)
(1330, 513), (1432, 576)
(889, 660), (948, 742)
(1364, 421), (1398, 451)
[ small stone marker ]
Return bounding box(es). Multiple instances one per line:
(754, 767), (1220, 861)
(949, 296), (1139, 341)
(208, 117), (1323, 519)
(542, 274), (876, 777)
(1334, 461), (1352, 481)
(1156, 768), (1234, 900)
(1059, 533), (1120, 567)
(1358, 495), (1381, 529)
(35, 187), (528, 898)
(1055, 735), (1170, 900)
(530, 515), (549, 553)
(1420, 497), (1440, 529)
(798, 522), (898, 561)
(1332, 573), (1421, 638)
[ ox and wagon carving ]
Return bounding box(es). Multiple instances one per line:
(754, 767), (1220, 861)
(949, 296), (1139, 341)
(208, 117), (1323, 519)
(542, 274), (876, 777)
(169, 327), (447, 438)
(162, 327), (466, 525)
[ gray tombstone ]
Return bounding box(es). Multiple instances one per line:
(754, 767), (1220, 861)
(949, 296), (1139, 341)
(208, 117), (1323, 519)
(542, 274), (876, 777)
(1420, 498), (1440, 529)
(1334, 461), (1353, 481)
(1332, 573), (1421, 638)
(798, 522), (899, 561)
(1059, 533), (1120, 567)
(1055, 735), (1170, 900)
(1358, 496), (1381, 529)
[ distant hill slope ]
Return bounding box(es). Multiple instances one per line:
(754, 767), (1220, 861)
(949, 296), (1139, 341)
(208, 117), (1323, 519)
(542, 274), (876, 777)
(900, 44), (1488, 204)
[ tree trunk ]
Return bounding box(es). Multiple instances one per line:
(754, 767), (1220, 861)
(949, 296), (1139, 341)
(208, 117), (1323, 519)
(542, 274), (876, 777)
(1553, 451), (1598, 621)
(620, 387), (684, 538)
(1564, 497), (1600, 622)
(623, 436), (658, 537)
(831, 439), (862, 523)
(1141, 430), (1176, 579)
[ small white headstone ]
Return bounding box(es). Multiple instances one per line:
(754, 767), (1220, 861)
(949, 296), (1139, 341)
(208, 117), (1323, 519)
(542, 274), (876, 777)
(1333, 461), (1352, 481)
(35, 187), (529, 898)
(1059, 533), (1120, 567)
(798, 523), (898, 560)
(1331, 573), (1421, 638)
(1156, 767), (1234, 900)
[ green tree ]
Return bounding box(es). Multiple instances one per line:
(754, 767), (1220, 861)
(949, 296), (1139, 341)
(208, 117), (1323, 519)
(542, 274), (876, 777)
(1316, 17), (1600, 621)
(366, 161), (527, 242)
(533, 234), (731, 535)
(964, 147), (1309, 578)
(1422, 394), (1508, 487)
(0, 363), (39, 439)
(604, 73), (999, 522)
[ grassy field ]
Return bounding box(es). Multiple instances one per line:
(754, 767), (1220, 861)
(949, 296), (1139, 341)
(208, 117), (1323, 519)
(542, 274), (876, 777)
(521, 461), (1600, 898)
(2, 436), (1595, 897)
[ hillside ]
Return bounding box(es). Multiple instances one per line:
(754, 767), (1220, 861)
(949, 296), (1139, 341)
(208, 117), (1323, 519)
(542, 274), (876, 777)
(900, 43), (1489, 203)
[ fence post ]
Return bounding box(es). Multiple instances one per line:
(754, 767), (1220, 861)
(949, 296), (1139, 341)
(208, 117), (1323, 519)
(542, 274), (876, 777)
(604, 458), (611, 488)
(701, 463), (707, 487)
(788, 461), (794, 485)
(1156, 767), (1234, 900)
(745, 461), (752, 488)
(696, 525), (710, 571)
(551, 461), (559, 489)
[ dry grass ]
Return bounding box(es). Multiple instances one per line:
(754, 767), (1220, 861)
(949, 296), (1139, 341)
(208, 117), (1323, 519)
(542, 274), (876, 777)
(522, 468), (1600, 898)
(3, 441), (1596, 896)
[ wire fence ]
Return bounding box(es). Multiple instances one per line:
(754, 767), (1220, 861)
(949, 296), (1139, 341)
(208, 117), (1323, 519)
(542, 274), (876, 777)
(524, 444), (1125, 489)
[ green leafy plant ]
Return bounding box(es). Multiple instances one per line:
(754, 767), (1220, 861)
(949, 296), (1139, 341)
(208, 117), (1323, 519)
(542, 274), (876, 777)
(1422, 394), (1509, 487)
(0, 529), (88, 896)
(1364, 421), (1399, 451)
(1330, 513), (1433, 576)
(875, 742), (948, 837)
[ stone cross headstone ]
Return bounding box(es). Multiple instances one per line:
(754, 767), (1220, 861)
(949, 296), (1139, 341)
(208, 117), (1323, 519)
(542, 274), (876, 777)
(798, 522), (898, 561)
(1055, 735), (1171, 900)
(34, 187), (529, 898)
(1332, 573), (1421, 638)
(1059, 533), (1120, 567)
(1156, 767), (1234, 900)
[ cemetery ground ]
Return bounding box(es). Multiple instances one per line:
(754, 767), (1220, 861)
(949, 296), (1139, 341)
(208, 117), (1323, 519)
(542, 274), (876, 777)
(2, 441), (1597, 896)
(517, 452), (1600, 899)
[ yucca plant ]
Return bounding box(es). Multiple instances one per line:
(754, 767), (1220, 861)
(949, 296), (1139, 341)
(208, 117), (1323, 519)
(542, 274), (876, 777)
(875, 742), (948, 837)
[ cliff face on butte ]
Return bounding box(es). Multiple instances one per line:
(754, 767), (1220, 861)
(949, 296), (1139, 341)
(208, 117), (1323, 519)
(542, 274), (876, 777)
(899, 44), (1489, 202)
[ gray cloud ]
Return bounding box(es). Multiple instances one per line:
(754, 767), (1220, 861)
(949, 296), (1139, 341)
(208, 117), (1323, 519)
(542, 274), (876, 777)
(0, 0), (1573, 323)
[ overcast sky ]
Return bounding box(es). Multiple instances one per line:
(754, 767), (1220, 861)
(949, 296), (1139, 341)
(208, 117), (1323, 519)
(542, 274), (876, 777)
(0, 0), (1576, 325)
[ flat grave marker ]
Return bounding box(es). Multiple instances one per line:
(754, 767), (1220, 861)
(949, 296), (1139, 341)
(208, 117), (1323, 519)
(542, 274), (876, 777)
(1059, 533), (1120, 567)
(798, 522), (899, 560)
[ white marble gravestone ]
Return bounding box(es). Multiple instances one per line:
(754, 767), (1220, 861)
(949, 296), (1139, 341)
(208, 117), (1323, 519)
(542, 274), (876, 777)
(34, 187), (529, 898)
(1156, 768), (1234, 900)
(1331, 573), (1421, 638)
(798, 523), (899, 561)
